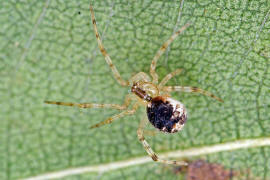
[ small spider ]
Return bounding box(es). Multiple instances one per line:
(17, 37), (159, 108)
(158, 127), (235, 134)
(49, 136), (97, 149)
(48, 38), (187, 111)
(45, 5), (223, 166)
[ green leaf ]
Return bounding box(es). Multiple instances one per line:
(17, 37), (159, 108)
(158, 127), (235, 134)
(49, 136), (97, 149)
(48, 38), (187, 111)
(1, 0), (270, 179)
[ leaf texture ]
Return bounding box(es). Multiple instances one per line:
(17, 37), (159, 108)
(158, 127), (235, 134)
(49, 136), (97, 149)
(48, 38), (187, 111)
(1, 0), (270, 179)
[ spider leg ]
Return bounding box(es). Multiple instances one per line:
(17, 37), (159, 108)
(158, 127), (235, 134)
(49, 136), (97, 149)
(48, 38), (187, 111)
(90, 102), (139, 129)
(150, 23), (191, 84)
(158, 68), (183, 88)
(137, 117), (188, 166)
(137, 117), (159, 137)
(162, 86), (224, 102)
(45, 101), (127, 110)
(90, 5), (129, 86)
(143, 130), (158, 137)
(45, 94), (133, 110)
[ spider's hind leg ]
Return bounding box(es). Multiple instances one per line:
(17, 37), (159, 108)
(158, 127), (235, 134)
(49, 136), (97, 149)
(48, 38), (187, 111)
(137, 117), (188, 166)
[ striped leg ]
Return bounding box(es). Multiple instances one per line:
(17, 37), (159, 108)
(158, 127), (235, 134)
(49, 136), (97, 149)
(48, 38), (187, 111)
(137, 117), (188, 166)
(158, 68), (183, 88)
(162, 86), (224, 102)
(90, 5), (129, 86)
(44, 101), (127, 110)
(150, 23), (191, 84)
(45, 94), (133, 110)
(90, 103), (139, 129)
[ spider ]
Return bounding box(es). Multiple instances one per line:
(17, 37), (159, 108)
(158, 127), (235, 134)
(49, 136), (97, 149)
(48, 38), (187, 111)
(45, 4), (223, 166)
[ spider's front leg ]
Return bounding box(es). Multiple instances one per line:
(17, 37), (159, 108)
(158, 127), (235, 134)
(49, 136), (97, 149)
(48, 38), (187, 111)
(137, 117), (188, 166)
(149, 23), (190, 84)
(158, 68), (183, 88)
(90, 5), (129, 87)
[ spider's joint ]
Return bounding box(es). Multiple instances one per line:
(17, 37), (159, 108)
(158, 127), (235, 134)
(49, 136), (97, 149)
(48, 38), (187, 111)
(151, 154), (158, 161)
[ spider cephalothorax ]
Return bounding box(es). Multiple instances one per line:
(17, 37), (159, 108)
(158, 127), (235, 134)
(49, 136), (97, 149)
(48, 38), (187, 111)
(131, 82), (153, 102)
(44, 4), (223, 166)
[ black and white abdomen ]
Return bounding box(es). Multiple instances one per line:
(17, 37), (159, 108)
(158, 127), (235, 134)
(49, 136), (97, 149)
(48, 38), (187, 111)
(147, 96), (187, 133)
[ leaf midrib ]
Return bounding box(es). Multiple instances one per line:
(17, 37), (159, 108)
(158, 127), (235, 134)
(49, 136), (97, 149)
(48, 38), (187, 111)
(24, 136), (270, 180)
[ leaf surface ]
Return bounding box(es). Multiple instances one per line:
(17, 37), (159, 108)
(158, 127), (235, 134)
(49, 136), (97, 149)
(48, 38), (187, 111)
(1, 0), (270, 179)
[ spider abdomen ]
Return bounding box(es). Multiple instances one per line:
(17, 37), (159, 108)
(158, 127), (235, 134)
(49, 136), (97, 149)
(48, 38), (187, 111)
(147, 96), (187, 133)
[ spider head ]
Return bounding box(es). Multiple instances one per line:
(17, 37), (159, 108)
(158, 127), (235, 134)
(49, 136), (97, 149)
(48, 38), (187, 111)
(146, 96), (187, 133)
(131, 81), (159, 101)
